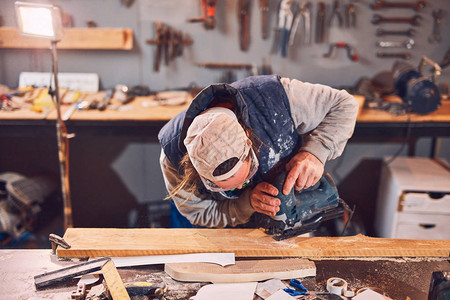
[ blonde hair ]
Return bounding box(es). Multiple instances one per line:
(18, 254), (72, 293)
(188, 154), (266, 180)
(165, 152), (199, 201)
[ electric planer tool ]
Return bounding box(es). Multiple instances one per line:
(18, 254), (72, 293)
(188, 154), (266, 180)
(255, 172), (353, 241)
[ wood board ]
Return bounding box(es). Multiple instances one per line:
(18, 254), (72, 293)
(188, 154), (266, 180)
(0, 27), (133, 50)
(165, 258), (316, 283)
(58, 228), (450, 258)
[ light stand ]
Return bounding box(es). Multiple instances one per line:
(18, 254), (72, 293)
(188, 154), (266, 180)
(15, 1), (73, 229)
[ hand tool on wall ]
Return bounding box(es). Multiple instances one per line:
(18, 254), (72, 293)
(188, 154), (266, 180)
(376, 28), (416, 37)
(371, 14), (422, 26)
(86, 20), (97, 28)
(153, 22), (165, 72)
(377, 51), (411, 59)
(238, 0), (251, 51)
(259, 0), (270, 39)
(428, 9), (443, 43)
(376, 39), (415, 49)
(273, 0), (294, 57)
(323, 42), (359, 62)
(147, 22), (193, 72)
(370, 0), (426, 12)
(315, 2), (326, 44)
(197, 62), (255, 69)
(169, 30), (182, 59)
(120, 0), (135, 8)
(197, 62), (258, 81)
(188, 0), (218, 30)
(289, 1), (312, 46)
(345, 3), (356, 28)
(254, 172), (353, 240)
(328, 0), (344, 28)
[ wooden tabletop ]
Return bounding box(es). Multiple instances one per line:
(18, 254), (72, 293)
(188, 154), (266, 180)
(357, 100), (450, 123)
(1, 93), (449, 124)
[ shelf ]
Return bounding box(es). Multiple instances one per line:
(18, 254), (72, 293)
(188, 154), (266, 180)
(0, 27), (133, 50)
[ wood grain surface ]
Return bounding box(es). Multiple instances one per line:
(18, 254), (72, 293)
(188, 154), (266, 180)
(357, 97), (450, 123)
(58, 228), (450, 258)
(165, 258), (316, 283)
(0, 27), (133, 50)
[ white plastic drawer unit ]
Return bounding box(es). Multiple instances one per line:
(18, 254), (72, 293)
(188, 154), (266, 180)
(396, 213), (450, 240)
(400, 191), (450, 214)
(375, 157), (450, 239)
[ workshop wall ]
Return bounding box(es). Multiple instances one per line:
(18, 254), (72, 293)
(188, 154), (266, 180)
(1, 0), (449, 89)
(0, 0), (449, 230)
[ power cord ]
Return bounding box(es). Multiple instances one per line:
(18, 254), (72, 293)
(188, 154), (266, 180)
(384, 112), (412, 166)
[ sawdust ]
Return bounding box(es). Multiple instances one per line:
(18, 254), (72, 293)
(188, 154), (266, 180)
(309, 256), (449, 262)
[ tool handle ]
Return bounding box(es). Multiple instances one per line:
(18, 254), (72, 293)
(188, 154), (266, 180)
(418, 56), (442, 82)
(281, 29), (289, 57)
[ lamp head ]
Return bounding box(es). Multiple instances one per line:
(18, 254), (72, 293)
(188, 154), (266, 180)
(15, 1), (64, 41)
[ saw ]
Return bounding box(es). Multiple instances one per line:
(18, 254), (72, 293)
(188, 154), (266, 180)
(255, 172), (353, 241)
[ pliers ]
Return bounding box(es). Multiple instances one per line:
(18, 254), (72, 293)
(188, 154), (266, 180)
(289, 1), (312, 46)
(328, 0), (344, 28)
(274, 0), (294, 57)
(284, 279), (331, 297)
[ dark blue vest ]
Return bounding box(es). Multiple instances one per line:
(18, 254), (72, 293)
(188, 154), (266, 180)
(158, 75), (300, 195)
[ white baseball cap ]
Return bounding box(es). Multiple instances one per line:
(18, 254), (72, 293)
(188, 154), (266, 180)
(184, 107), (251, 182)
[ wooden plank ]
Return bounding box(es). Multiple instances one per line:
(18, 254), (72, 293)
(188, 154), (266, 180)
(101, 260), (130, 300)
(0, 27), (133, 50)
(58, 228), (450, 258)
(165, 258), (316, 283)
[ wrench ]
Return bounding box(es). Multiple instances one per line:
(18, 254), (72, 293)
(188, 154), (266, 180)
(377, 51), (411, 59)
(376, 39), (415, 49)
(345, 3), (356, 28)
(428, 9), (443, 43)
(238, 0), (251, 51)
(371, 14), (422, 26)
(370, 0), (426, 12)
(259, 0), (269, 39)
(376, 28), (416, 37)
(315, 2), (326, 43)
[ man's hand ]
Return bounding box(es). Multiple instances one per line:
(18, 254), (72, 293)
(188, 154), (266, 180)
(283, 151), (324, 195)
(250, 182), (280, 216)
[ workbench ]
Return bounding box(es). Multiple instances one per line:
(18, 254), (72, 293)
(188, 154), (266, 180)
(1, 247), (448, 299)
(1, 94), (450, 140)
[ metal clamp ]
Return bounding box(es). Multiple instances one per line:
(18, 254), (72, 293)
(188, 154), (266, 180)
(49, 233), (71, 255)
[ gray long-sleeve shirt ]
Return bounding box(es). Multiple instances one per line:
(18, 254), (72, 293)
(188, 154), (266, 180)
(160, 78), (359, 228)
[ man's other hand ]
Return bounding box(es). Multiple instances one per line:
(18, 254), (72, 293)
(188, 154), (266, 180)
(250, 182), (280, 216)
(283, 151), (324, 195)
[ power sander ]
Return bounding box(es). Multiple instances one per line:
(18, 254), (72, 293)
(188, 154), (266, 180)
(255, 172), (353, 241)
